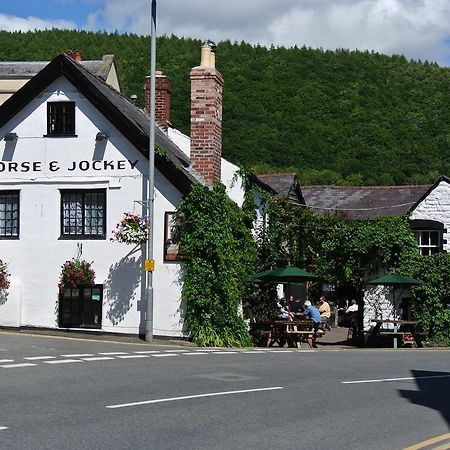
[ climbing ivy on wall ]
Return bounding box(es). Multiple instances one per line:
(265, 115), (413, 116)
(241, 169), (450, 344)
(176, 183), (256, 347)
(401, 253), (450, 345)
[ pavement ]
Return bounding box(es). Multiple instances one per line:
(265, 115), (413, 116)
(0, 325), (355, 349)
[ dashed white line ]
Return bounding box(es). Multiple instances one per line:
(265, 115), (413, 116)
(193, 349), (220, 352)
(25, 356), (56, 360)
(44, 359), (82, 364)
(106, 386), (284, 409)
(133, 350), (161, 354)
(151, 354), (177, 357)
(183, 352), (208, 355)
(1, 363), (36, 368)
(98, 352), (129, 356)
(0, 359), (14, 363)
(116, 355), (149, 359)
(81, 357), (115, 361)
(0, 426), (8, 431)
(162, 349), (188, 353)
(61, 354), (94, 357)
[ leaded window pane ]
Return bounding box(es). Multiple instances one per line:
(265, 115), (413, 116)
(0, 191), (19, 238)
(61, 190), (105, 238)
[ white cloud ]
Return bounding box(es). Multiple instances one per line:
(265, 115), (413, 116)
(0, 13), (75, 32)
(89, 0), (449, 65)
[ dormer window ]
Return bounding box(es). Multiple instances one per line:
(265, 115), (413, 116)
(46, 102), (76, 136)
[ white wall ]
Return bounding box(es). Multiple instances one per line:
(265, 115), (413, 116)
(410, 180), (450, 252)
(0, 78), (186, 336)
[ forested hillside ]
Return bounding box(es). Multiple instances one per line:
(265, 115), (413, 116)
(1, 29), (449, 185)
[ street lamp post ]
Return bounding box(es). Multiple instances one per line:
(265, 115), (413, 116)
(145, 0), (157, 341)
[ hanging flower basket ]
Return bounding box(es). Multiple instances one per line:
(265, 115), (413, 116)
(0, 259), (10, 294)
(58, 259), (96, 292)
(111, 212), (149, 245)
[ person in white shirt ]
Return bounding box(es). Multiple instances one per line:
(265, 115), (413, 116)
(345, 299), (358, 313)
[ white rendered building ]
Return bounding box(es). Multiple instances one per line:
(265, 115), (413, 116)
(0, 45), (244, 337)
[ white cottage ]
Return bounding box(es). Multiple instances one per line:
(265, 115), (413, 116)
(0, 44), (244, 337)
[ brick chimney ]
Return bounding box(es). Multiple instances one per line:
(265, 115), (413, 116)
(190, 42), (223, 185)
(145, 71), (172, 131)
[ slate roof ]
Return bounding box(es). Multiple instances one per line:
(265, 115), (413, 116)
(301, 185), (431, 220)
(0, 53), (196, 194)
(255, 173), (304, 205)
(0, 55), (116, 82)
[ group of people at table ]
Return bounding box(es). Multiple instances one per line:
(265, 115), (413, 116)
(276, 296), (359, 332)
(277, 295), (333, 332)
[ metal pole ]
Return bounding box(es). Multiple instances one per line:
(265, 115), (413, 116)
(145, 0), (156, 341)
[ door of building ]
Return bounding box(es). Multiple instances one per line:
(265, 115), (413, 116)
(59, 284), (103, 328)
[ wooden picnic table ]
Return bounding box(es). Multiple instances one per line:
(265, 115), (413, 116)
(369, 319), (424, 348)
(269, 320), (325, 349)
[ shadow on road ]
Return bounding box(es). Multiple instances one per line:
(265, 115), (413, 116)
(399, 369), (450, 427)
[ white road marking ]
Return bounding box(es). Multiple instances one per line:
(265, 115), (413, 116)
(162, 349), (188, 353)
(61, 354), (94, 357)
(151, 354), (177, 357)
(193, 349), (219, 352)
(183, 352), (208, 355)
(44, 359), (82, 364)
(342, 374), (450, 384)
(106, 386), (284, 409)
(98, 352), (129, 355)
(1, 363), (36, 368)
(116, 355), (149, 359)
(81, 357), (115, 361)
(242, 351), (265, 354)
(0, 427), (8, 431)
(0, 359), (14, 363)
(133, 350), (161, 354)
(24, 356), (56, 360)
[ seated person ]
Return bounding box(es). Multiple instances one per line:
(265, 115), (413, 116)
(345, 299), (358, 313)
(277, 300), (293, 320)
(303, 300), (322, 332)
(290, 295), (302, 314)
(318, 295), (332, 331)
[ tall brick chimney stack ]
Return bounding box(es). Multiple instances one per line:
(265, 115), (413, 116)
(145, 71), (172, 131)
(190, 42), (223, 185)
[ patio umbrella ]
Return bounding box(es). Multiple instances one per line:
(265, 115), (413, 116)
(251, 265), (320, 300)
(256, 266), (320, 284)
(246, 269), (276, 284)
(367, 273), (422, 320)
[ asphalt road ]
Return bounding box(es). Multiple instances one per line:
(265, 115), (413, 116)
(0, 332), (449, 450)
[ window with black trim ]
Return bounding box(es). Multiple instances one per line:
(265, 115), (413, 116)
(47, 102), (75, 136)
(415, 230), (441, 255)
(0, 190), (19, 238)
(61, 189), (106, 239)
(410, 219), (445, 256)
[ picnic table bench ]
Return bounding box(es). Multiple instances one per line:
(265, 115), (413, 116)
(269, 320), (326, 348)
(369, 319), (425, 348)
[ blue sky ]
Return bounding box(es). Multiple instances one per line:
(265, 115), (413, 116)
(1, 0), (449, 67)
